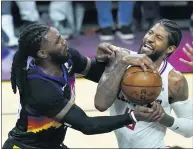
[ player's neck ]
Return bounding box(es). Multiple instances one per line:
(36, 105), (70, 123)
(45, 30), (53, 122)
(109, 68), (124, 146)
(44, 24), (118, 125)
(35, 60), (63, 77)
(154, 58), (165, 69)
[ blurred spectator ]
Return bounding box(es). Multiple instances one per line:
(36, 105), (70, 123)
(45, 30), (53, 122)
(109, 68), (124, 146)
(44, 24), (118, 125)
(43, 2), (86, 37)
(72, 2), (86, 35)
(16, 1), (77, 39)
(141, 1), (160, 30)
(49, 1), (75, 39)
(132, 2), (160, 32)
(16, 1), (39, 25)
(2, 1), (18, 48)
(95, 1), (135, 41)
(190, 12), (193, 36)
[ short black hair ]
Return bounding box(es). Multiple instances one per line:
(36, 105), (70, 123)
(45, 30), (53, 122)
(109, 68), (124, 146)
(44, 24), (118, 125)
(156, 19), (182, 58)
(11, 23), (49, 101)
(157, 19), (182, 47)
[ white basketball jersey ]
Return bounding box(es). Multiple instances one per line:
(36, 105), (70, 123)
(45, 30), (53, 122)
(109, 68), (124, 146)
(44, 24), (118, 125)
(110, 60), (174, 148)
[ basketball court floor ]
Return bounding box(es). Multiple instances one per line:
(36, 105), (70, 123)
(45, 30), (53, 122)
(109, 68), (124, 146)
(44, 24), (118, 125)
(1, 73), (193, 148)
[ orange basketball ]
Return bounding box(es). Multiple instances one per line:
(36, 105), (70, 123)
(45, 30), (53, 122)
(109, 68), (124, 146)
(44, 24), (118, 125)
(121, 66), (162, 105)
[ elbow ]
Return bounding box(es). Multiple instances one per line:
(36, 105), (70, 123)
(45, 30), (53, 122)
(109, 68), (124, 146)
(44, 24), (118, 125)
(78, 117), (97, 135)
(95, 102), (108, 112)
(80, 126), (111, 135)
(81, 129), (94, 135)
(80, 126), (99, 135)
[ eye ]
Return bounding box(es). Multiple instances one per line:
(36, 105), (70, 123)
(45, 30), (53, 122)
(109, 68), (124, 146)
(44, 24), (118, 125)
(157, 36), (163, 41)
(55, 35), (61, 44)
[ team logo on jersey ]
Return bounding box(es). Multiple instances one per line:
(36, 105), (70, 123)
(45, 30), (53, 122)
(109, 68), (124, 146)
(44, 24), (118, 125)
(62, 84), (67, 91)
(27, 116), (62, 133)
(64, 62), (72, 73)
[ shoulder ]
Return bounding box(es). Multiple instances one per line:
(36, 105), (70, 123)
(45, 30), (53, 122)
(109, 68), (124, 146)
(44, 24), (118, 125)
(68, 48), (88, 73)
(27, 78), (68, 117)
(168, 69), (185, 83)
(28, 78), (63, 103)
(68, 48), (82, 58)
(168, 69), (188, 102)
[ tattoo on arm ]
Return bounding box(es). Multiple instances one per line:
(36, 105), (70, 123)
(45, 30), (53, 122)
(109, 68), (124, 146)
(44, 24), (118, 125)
(169, 72), (188, 103)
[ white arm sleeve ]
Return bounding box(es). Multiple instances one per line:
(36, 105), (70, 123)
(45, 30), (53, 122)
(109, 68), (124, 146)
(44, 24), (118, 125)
(169, 99), (193, 138)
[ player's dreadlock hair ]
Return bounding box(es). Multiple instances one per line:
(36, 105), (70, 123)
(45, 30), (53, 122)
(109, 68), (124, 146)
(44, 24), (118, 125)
(157, 19), (182, 58)
(11, 23), (49, 99)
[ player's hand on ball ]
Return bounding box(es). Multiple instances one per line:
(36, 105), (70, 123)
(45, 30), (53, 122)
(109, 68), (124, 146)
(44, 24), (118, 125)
(122, 54), (157, 73)
(133, 105), (154, 122)
(179, 42), (193, 68)
(147, 101), (165, 122)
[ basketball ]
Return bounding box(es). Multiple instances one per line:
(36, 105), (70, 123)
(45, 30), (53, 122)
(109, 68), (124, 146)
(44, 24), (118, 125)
(121, 66), (162, 105)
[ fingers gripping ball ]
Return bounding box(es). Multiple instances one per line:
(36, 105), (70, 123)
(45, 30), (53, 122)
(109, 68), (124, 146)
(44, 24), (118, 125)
(121, 66), (162, 104)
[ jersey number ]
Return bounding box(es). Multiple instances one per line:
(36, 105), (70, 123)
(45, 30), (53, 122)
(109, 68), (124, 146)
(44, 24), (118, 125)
(125, 107), (136, 130)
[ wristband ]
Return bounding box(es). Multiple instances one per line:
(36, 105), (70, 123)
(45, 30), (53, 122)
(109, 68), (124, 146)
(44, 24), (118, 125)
(131, 111), (138, 123)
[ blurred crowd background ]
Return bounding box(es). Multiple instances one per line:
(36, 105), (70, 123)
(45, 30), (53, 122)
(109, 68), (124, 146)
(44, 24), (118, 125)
(2, 1), (193, 48)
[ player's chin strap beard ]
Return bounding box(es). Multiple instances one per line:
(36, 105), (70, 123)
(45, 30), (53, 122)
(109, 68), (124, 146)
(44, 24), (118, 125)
(50, 52), (70, 64)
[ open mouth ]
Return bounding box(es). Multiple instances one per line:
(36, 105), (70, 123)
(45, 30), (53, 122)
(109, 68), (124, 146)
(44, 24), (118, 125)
(143, 43), (154, 51)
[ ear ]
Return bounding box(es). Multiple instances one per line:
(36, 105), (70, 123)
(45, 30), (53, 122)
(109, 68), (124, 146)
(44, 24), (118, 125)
(37, 50), (47, 59)
(166, 45), (176, 56)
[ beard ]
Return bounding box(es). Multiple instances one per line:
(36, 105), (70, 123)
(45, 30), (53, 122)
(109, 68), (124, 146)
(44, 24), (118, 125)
(49, 51), (70, 64)
(138, 44), (165, 62)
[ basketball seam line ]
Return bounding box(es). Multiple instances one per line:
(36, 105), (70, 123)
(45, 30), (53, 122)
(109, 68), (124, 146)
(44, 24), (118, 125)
(126, 71), (159, 75)
(121, 84), (162, 87)
(122, 95), (155, 102)
(120, 94), (155, 103)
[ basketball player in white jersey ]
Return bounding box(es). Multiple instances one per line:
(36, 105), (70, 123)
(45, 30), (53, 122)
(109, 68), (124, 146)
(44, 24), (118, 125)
(94, 19), (193, 148)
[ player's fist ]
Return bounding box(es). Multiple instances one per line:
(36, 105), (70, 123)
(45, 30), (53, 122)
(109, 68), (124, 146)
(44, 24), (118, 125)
(179, 42), (193, 68)
(96, 43), (130, 62)
(133, 105), (154, 122)
(146, 101), (165, 122)
(96, 43), (116, 62)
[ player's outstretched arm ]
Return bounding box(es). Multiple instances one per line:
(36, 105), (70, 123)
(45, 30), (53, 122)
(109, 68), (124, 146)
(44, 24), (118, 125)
(28, 78), (154, 135)
(58, 104), (153, 135)
(179, 42), (193, 68)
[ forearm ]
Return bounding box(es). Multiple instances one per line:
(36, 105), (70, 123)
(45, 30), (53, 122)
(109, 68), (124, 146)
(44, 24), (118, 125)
(80, 114), (133, 135)
(159, 113), (193, 138)
(160, 99), (193, 138)
(168, 117), (193, 138)
(62, 105), (134, 135)
(94, 58), (127, 111)
(159, 113), (174, 127)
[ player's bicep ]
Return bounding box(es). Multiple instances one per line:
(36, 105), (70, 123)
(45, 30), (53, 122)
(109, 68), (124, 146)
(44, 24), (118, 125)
(169, 70), (189, 103)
